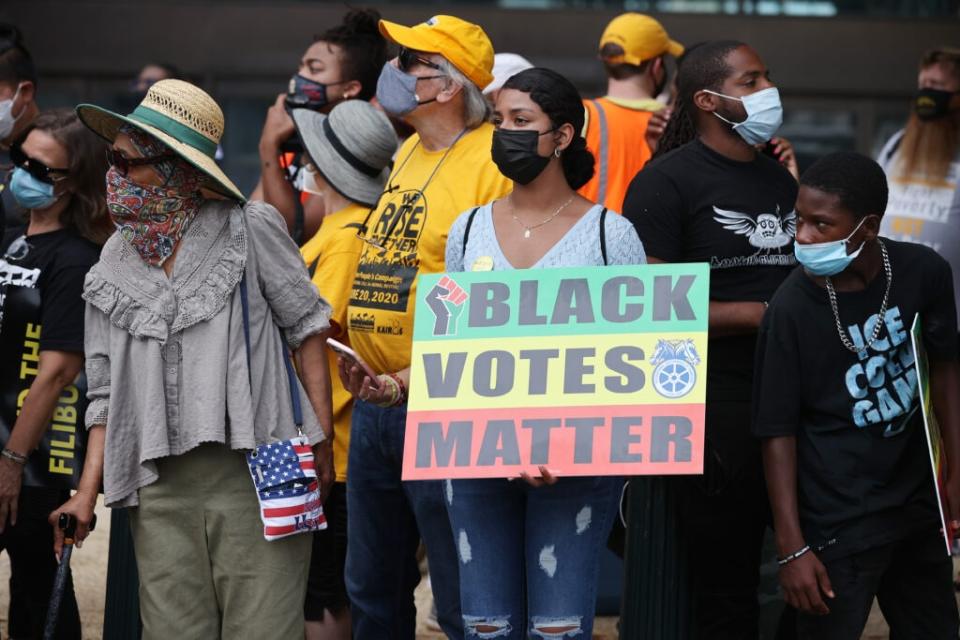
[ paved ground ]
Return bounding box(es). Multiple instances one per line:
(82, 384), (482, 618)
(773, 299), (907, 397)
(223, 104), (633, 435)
(0, 499), (944, 638)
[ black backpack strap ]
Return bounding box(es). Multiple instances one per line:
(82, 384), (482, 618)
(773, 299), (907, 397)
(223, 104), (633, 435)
(599, 207), (609, 266)
(462, 207), (480, 259)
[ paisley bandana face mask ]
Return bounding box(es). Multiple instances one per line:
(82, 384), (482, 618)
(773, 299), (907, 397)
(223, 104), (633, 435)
(106, 125), (205, 267)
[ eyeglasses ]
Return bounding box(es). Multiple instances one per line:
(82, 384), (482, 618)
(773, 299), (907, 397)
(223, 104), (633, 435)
(3, 235), (31, 262)
(398, 48), (444, 73)
(9, 145), (69, 185)
(106, 148), (177, 176)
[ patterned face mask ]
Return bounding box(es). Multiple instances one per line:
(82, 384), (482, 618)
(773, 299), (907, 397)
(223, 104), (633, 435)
(105, 126), (205, 267)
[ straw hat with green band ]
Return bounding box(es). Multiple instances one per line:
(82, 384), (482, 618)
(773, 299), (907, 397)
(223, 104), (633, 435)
(76, 79), (245, 202)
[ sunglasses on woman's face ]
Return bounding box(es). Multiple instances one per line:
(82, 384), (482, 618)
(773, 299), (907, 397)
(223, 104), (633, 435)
(106, 148), (177, 176)
(9, 145), (69, 185)
(398, 48), (443, 73)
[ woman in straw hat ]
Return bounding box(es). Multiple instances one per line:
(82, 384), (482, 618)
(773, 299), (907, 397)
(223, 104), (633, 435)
(293, 99), (397, 640)
(49, 79), (336, 638)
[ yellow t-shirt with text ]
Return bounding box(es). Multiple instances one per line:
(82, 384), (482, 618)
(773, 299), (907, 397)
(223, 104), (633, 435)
(301, 203), (368, 483)
(347, 122), (511, 375)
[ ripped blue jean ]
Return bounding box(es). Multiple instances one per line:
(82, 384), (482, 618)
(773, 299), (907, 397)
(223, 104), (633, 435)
(445, 475), (622, 639)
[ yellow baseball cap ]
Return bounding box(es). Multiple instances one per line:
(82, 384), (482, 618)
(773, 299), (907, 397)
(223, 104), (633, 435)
(379, 15), (495, 90)
(599, 13), (684, 66)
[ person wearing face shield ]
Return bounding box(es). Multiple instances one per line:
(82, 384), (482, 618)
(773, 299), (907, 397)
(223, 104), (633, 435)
(622, 40), (798, 637)
(334, 14), (511, 640)
(579, 13), (683, 212)
(0, 24), (40, 233)
(878, 47), (960, 336)
(251, 9), (387, 244)
(755, 152), (960, 638)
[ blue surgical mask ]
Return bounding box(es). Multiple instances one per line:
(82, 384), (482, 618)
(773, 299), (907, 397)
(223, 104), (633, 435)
(10, 167), (60, 210)
(375, 62), (440, 117)
(704, 87), (783, 146)
(795, 217), (869, 276)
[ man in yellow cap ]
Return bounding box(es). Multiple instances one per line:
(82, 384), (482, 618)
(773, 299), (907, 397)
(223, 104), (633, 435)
(579, 13), (683, 212)
(338, 14), (510, 640)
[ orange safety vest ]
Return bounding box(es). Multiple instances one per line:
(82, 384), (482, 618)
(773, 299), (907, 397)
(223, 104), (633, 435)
(579, 97), (659, 213)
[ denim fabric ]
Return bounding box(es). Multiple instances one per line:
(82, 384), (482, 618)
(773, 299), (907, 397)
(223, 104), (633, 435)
(345, 399), (463, 640)
(446, 475), (622, 639)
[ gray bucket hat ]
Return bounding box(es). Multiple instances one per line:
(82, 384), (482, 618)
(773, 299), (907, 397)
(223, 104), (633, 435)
(291, 101), (397, 207)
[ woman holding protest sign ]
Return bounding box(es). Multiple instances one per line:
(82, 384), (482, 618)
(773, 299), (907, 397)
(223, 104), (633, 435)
(438, 67), (646, 640)
(0, 108), (109, 639)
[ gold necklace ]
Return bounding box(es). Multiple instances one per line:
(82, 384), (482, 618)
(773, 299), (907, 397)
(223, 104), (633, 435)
(509, 194), (575, 239)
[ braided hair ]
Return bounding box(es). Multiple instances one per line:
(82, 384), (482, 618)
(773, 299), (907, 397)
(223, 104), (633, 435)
(653, 40), (744, 159)
(502, 68), (595, 189)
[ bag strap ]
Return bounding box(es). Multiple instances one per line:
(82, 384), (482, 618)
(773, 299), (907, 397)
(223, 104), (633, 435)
(461, 206), (480, 259)
(239, 275), (304, 429)
(599, 207), (609, 266)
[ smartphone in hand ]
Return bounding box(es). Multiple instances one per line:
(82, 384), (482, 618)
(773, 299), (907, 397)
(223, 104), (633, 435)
(327, 338), (382, 390)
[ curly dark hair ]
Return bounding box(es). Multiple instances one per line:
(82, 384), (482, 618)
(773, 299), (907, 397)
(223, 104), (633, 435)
(501, 68), (596, 190)
(653, 40), (744, 159)
(800, 152), (888, 220)
(17, 109), (112, 244)
(315, 9), (388, 101)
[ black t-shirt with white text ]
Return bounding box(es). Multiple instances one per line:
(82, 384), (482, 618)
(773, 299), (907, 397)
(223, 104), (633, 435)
(0, 226), (99, 352)
(624, 139), (798, 400)
(753, 240), (957, 560)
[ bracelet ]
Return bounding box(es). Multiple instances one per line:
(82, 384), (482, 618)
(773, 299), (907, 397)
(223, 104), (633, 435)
(387, 372), (408, 405)
(374, 375), (401, 408)
(777, 545), (811, 566)
(1, 448), (28, 465)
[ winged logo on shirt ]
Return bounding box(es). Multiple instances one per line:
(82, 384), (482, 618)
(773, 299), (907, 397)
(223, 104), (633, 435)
(713, 205), (796, 253)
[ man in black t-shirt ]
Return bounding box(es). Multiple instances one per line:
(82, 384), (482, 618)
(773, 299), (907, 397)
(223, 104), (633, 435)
(623, 41), (796, 636)
(754, 152), (960, 638)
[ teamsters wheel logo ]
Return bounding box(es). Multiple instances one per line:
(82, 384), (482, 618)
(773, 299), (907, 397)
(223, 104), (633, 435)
(650, 339), (701, 399)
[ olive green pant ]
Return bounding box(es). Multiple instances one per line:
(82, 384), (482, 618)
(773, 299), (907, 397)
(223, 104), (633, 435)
(128, 443), (311, 639)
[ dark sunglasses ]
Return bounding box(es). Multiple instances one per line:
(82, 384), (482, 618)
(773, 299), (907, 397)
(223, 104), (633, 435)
(9, 145), (69, 185)
(106, 148), (177, 176)
(398, 48), (443, 73)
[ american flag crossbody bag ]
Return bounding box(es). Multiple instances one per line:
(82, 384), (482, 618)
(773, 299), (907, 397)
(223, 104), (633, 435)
(239, 275), (327, 541)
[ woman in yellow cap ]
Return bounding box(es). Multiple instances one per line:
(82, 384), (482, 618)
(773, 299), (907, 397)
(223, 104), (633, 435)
(50, 79), (335, 639)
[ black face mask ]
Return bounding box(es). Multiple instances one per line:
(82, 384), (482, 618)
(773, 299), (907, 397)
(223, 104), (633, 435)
(285, 74), (345, 111)
(914, 88), (957, 121)
(491, 128), (556, 185)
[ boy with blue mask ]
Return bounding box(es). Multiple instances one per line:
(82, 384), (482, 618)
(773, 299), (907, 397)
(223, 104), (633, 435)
(754, 151), (960, 638)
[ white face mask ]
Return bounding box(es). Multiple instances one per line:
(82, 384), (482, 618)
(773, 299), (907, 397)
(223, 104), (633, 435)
(0, 85), (23, 141)
(703, 86), (783, 146)
(299, 165), (323, 196)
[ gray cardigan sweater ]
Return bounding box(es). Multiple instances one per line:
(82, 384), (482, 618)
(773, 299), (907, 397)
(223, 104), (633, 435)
(82, 199), (331, 507)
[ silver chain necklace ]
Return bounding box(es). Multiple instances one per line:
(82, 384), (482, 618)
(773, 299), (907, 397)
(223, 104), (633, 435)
(825, 240), (892, 354)
(509, 194), (575, 239)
